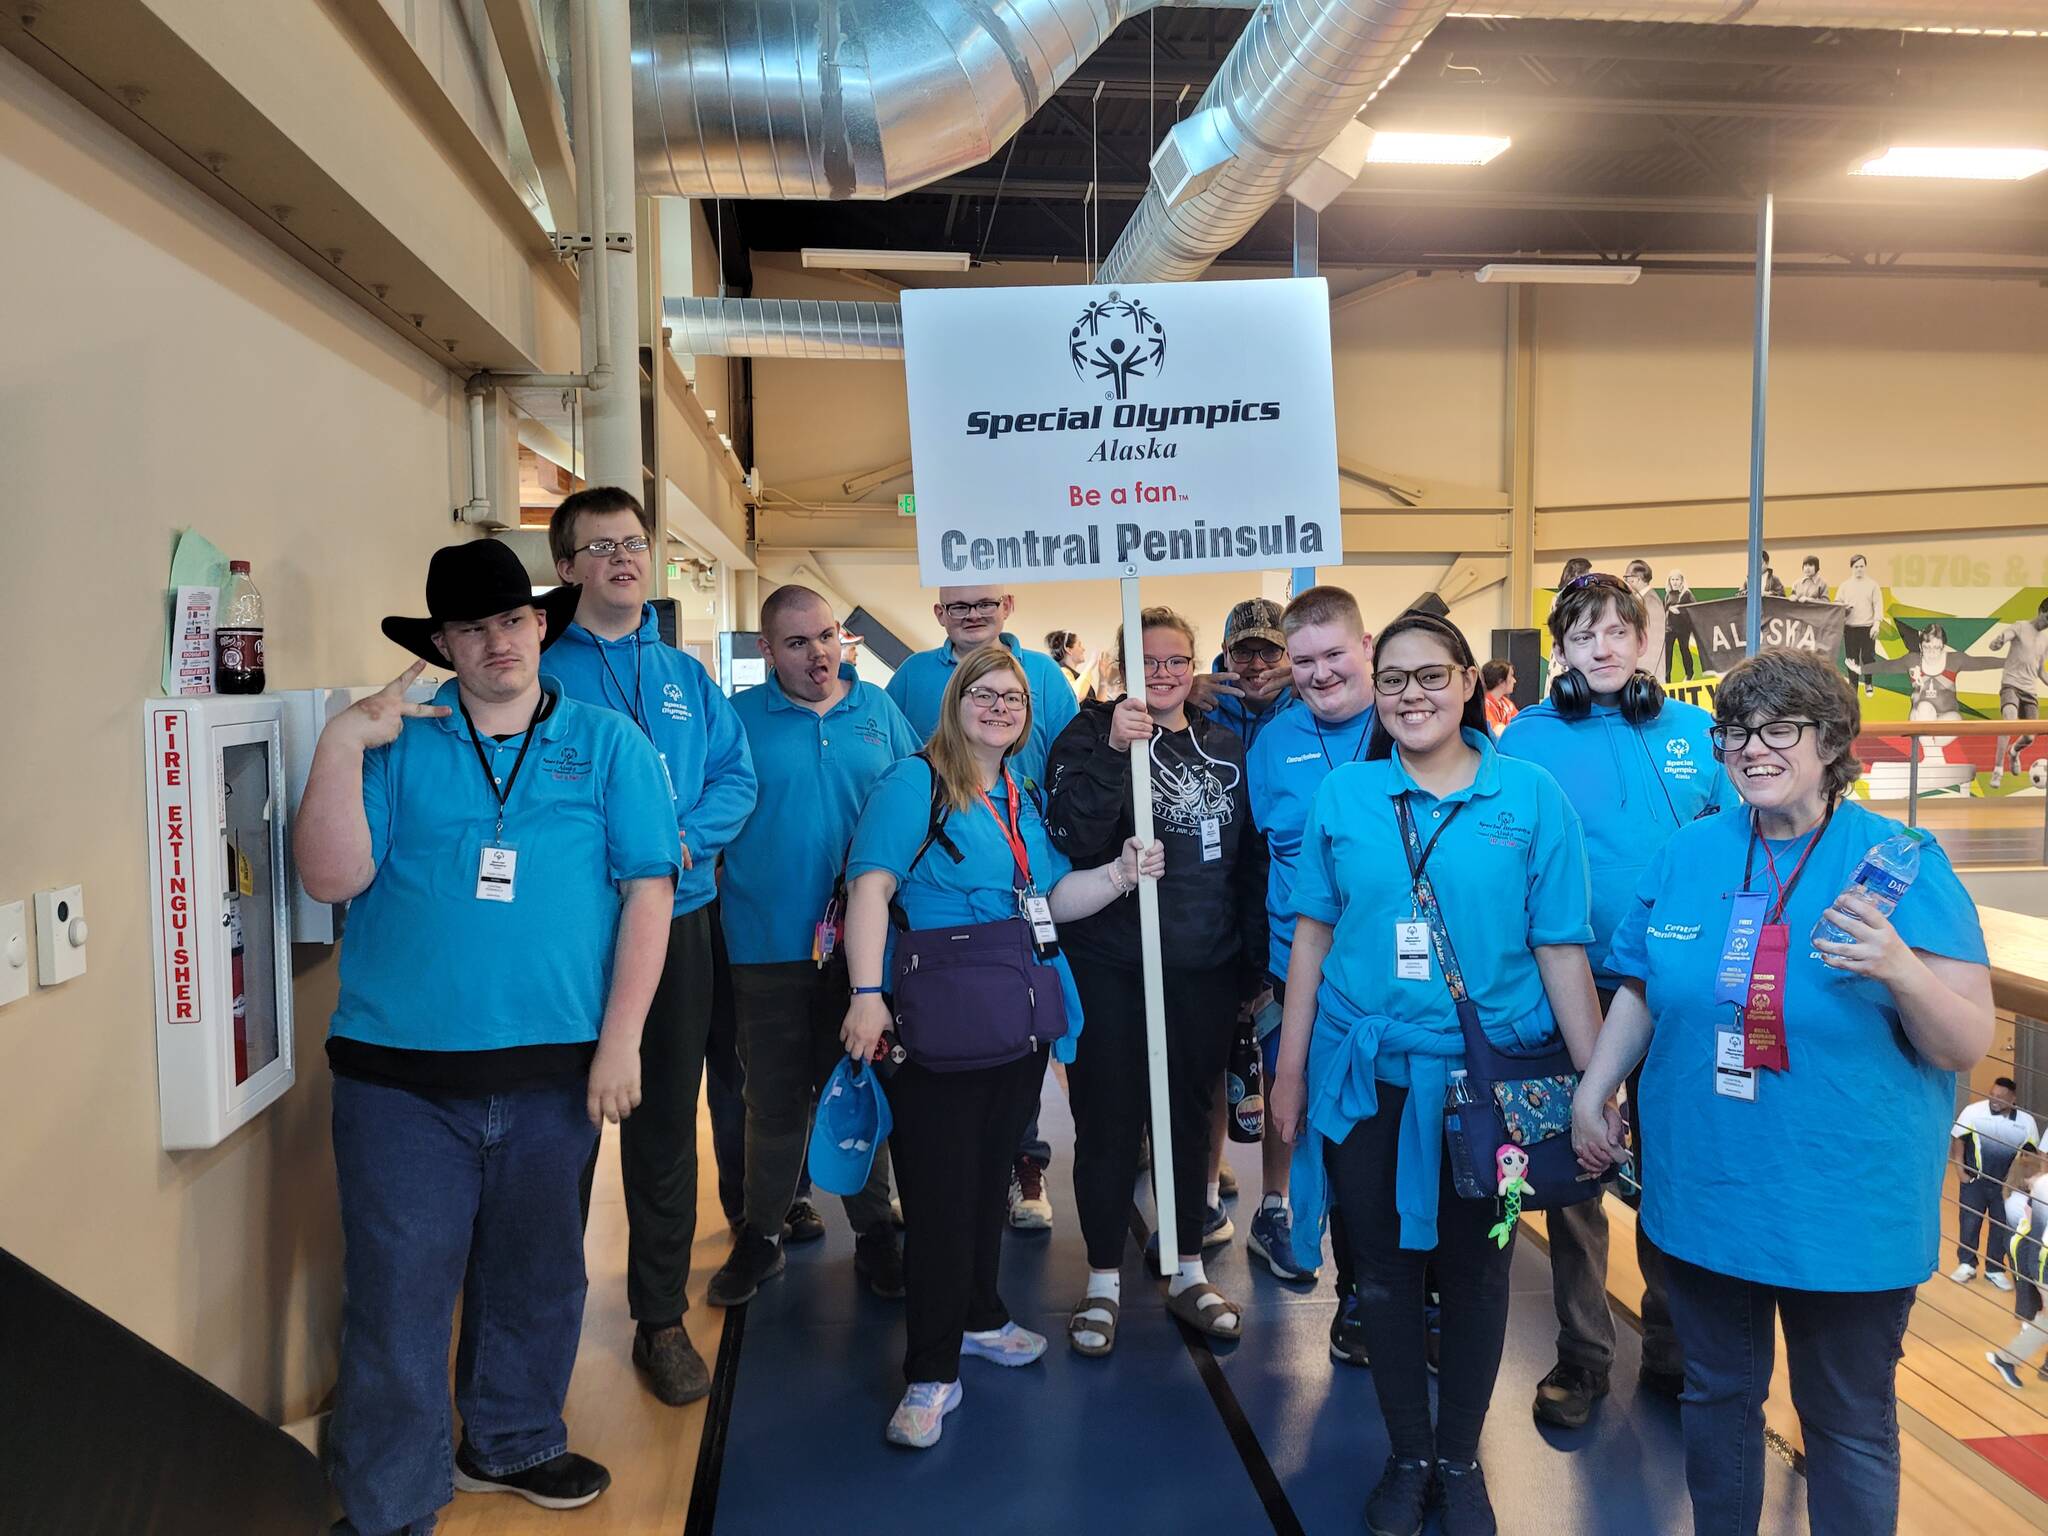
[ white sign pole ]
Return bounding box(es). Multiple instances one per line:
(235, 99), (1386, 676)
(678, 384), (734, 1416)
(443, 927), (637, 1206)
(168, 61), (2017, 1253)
(1120, 571), (1178, 1277)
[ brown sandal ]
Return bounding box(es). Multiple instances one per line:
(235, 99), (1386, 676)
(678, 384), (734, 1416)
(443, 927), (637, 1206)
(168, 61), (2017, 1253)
(1069, 1295), (1121, 1357)
(1165, 1282), (1242, 1340)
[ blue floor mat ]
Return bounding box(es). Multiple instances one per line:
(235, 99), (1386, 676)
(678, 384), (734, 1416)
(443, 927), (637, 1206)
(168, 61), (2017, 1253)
(703, 1077), (1814, 1535)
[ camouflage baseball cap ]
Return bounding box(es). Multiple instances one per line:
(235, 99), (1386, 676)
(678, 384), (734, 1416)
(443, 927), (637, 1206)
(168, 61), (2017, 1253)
(1223, 598), (1286, 651)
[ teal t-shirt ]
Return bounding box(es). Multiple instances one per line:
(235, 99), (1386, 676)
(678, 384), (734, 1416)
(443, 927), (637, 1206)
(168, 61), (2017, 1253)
(1607, 800), (1988, 1291)
(846, 755), (1084, 1060)
(331, 681), (680, 1051)
(1246, 697), (1374, 982)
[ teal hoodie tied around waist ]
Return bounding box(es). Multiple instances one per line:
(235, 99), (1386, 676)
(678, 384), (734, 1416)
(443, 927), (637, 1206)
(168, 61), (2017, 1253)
(1288, 976), (1559, 1268)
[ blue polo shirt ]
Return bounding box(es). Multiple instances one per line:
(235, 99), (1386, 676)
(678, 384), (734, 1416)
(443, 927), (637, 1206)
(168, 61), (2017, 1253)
(1245, 696), (1374, 982)
(884, 632), (1078, 793)
(723, 665), (923, 965)
(1497, 696), (1734, 988)
(548, 606), (757, 916)
(1608, 800), (1987, 1291)
(330, 680), (680, 1052)
(846, 755), (1085, 1061)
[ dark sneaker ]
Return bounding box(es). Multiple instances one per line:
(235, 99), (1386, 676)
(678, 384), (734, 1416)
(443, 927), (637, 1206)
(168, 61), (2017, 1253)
(783, 1199), (826, 1244)
(1330, 1285), (1371, 1368)
(453, 1443), (611, 1510)
(707, 1225), (786, 1307)
(1364, 1455), (1434, 1536)
(1532, 1361), (1610, 1428)
(632, 1323), (710, 1405)
(1638, 1363), (1685, 1402)
(1248, 1202), (1317, 1281)
(1437, 1458), (1498, 1536)
(1989, 1351), (2026, 1391)
(855, 1226), (907, 1299)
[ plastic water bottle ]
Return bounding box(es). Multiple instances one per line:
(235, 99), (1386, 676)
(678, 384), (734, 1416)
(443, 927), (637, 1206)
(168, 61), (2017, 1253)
(1812, 827), (1928, 946)
(216, 560), (266, 694)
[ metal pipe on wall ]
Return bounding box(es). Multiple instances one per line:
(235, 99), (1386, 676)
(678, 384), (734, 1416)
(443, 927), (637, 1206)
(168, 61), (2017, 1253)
(581, 0), (642, 493)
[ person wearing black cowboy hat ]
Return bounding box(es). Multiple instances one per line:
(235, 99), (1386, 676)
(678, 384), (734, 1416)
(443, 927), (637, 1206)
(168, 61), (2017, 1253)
(298, 539), (680, 1536)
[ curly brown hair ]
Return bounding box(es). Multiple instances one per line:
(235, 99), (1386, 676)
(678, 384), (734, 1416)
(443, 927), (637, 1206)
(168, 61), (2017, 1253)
(1714, 648), (1863, 802)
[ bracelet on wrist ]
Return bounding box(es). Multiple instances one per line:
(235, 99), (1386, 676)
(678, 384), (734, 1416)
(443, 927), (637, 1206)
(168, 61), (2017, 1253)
(852, 985), (883, 996)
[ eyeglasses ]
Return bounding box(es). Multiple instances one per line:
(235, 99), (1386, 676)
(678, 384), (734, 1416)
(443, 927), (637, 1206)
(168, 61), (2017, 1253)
(1560, 572), (1630, 596)
(1228, 642), (1284, 665)
(964, 685), (1027, 712)
(1374, 665), (1458, 695)
(1142, 655), (1194, 676)
(572, 536), (651, 558)
(942, 599), (1004, 619)
(1710, 718), (1818, 753)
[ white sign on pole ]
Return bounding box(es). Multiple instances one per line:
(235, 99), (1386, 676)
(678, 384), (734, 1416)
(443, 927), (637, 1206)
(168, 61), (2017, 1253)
(902, 278), (1342, 586)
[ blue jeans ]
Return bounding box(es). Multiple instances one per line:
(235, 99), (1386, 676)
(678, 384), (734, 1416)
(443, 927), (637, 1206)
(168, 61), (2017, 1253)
(1663, 1255), (1915, 1536)
(329, 1075), (598, 1536)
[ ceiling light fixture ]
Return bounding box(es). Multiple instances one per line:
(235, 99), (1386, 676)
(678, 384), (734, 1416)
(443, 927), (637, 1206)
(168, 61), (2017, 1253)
(1849, 146), (2048, 181)
(1474, 264), (1642, 285)
(801, 247), (973, 271)
(1364, 131), (1512, 167)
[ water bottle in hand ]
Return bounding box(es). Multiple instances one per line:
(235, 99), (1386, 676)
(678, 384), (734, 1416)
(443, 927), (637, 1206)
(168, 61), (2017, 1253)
(1812, 827), (1928, 946)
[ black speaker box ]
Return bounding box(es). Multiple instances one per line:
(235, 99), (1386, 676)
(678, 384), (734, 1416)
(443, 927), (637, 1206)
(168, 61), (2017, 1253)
(1490, 628), (1544, 708)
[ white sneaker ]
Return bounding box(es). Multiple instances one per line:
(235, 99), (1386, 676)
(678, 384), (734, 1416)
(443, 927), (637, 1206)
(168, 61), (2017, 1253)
(961, 1321), (1048, 1367)
(1991, 1271), (2016, 1292)
(1950, 1263), (1978, 1284)
(885, 1379), (962, 1449)
(1008, 1158), (1053, 1230)
(1992, 770), (2005, 789)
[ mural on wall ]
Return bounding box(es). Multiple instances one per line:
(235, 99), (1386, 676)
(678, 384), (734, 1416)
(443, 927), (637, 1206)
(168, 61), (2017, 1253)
(1536, 559), (2048, 802)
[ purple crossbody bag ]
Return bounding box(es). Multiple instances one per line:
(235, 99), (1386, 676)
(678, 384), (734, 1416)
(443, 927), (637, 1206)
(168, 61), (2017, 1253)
(886, 757), (1070, 1073)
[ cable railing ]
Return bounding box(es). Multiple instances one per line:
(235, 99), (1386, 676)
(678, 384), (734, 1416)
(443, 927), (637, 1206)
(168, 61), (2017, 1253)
(1855, 719), (2048, 868)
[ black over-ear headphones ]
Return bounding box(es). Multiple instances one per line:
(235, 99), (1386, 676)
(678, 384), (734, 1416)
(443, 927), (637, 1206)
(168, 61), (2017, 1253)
(1550, 667), (1665, 724)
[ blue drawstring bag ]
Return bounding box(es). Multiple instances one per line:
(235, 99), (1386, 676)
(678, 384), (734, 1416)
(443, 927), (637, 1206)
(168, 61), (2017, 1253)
(808, 1056), (893, 1197)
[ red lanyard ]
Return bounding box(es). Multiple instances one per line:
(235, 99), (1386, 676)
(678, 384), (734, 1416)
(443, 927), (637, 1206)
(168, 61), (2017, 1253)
(980, 772), (1034, 889)
(1743, 809), (1830, 925)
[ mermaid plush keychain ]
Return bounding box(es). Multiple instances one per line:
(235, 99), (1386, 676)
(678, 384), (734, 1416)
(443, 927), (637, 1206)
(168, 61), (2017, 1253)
(1489, 1144), (1532, 1249)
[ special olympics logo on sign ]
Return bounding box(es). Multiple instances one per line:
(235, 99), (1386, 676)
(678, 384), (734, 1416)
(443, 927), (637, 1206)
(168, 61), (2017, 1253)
(1069, 294), (1167, 401)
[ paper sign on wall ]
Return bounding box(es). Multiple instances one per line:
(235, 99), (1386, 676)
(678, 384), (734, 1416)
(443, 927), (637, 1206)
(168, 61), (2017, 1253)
(902, 279), (1342, 586)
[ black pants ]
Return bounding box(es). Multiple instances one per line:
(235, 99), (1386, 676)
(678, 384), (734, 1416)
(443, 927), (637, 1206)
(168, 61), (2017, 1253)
(731, 959), (893, 1237)
(889, 1050), (1046, 1384)
(1066, 955), (1237, 1268)
(1959, 1174), (2013, 1275)
(619, 905), (713, 1325)
(1665, 617), (1698, 681)
(1326, 1082), (1515, 1464)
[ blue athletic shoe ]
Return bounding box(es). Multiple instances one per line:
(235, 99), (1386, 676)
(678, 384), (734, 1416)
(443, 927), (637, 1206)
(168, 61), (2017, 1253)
(1247, 1202), (1317, 1282)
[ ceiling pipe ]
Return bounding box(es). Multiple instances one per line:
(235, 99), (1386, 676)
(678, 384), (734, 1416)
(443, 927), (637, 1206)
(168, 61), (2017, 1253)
(665, 296), (905, 358)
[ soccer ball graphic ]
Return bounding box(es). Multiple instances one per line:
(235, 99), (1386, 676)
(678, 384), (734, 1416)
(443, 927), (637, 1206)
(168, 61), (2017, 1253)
(2031, 758), (2048, 791)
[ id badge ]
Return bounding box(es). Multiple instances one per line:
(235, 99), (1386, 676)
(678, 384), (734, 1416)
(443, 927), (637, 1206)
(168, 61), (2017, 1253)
(1715, 1029), (1757, 1101)
(1199, 815), (1222, 863)
(476, 843), (518, 903)
(1023, 890), (1058, 948)
(1395, 920), (1432, 982)
(813, 897), (843, 968)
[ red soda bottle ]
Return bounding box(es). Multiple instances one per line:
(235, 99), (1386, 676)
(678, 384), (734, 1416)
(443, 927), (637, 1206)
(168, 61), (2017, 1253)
(216, 560), (266, 694)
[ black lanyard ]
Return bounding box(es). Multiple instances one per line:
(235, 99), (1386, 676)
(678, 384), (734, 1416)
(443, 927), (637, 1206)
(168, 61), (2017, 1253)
(1741, 807), (1831, 925)
(596, 637), (649, 735)
(462, 691), (547, 841)
(1313, 710), (1369, 768)
(1401, 796), (1466, 890)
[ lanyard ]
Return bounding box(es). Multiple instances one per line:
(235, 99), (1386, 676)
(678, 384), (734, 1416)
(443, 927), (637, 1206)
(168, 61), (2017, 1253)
(596, 636), (649, 734)
(1313, 710), (1369, 768)
(1402, 795), (1465, 892)
(980, 772), (1034, 889)
(1741, 808), (1831, 925)
(462, 691), (547, 841)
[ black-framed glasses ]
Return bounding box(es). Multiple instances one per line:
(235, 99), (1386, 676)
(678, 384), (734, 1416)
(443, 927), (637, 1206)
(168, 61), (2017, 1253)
(1142, 655), (1194, 676)
(964, 685), (1027, 711)
(1374, 665), (1458, 695)
(1228, 641), (1285, 665)
(942, 599), (1004, 619)
(572, 535), (651, 558)
(1561, 572), (1630, 596)
(1710, 718), (1818, 753)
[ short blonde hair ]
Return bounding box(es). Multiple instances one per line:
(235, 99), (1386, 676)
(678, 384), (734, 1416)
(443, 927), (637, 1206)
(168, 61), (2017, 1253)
(1281, 585), (1364, 638)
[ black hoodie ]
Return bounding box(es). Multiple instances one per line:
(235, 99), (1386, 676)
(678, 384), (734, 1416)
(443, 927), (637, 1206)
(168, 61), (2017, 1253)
(1044, 698), (1269, 999)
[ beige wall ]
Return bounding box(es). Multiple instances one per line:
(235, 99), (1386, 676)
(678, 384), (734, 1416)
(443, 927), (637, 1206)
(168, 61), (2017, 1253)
(0, 54), (475, 1422)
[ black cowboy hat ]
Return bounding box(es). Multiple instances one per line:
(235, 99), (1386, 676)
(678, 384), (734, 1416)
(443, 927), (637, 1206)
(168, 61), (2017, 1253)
(381, 540), (583, 665)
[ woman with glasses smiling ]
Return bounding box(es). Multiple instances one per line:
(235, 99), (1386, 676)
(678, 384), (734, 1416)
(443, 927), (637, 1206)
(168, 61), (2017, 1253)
(1269, 610), (1604, 1536)
(1571, 648), (1992, 1536)
(1044, 607), (1269, 1355)
(840, 645), (1162, 1449)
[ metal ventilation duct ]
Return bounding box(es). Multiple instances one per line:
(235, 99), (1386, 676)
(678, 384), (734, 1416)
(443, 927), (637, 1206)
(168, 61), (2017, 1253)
(1448, 1), (2047, 22)
(633, 0), (1148, 200)
(664, 296), (904, 359)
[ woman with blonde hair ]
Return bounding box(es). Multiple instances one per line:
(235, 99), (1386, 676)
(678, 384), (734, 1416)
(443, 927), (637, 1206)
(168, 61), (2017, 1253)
(840, 645), (1163, 1448)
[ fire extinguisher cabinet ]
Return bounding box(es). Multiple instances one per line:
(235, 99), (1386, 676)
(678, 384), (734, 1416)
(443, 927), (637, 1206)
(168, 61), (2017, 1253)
(144, 698), (296, 1150)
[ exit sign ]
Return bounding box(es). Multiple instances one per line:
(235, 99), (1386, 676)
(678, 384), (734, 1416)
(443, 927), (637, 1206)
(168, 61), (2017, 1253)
(897, 494), (916, 517)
